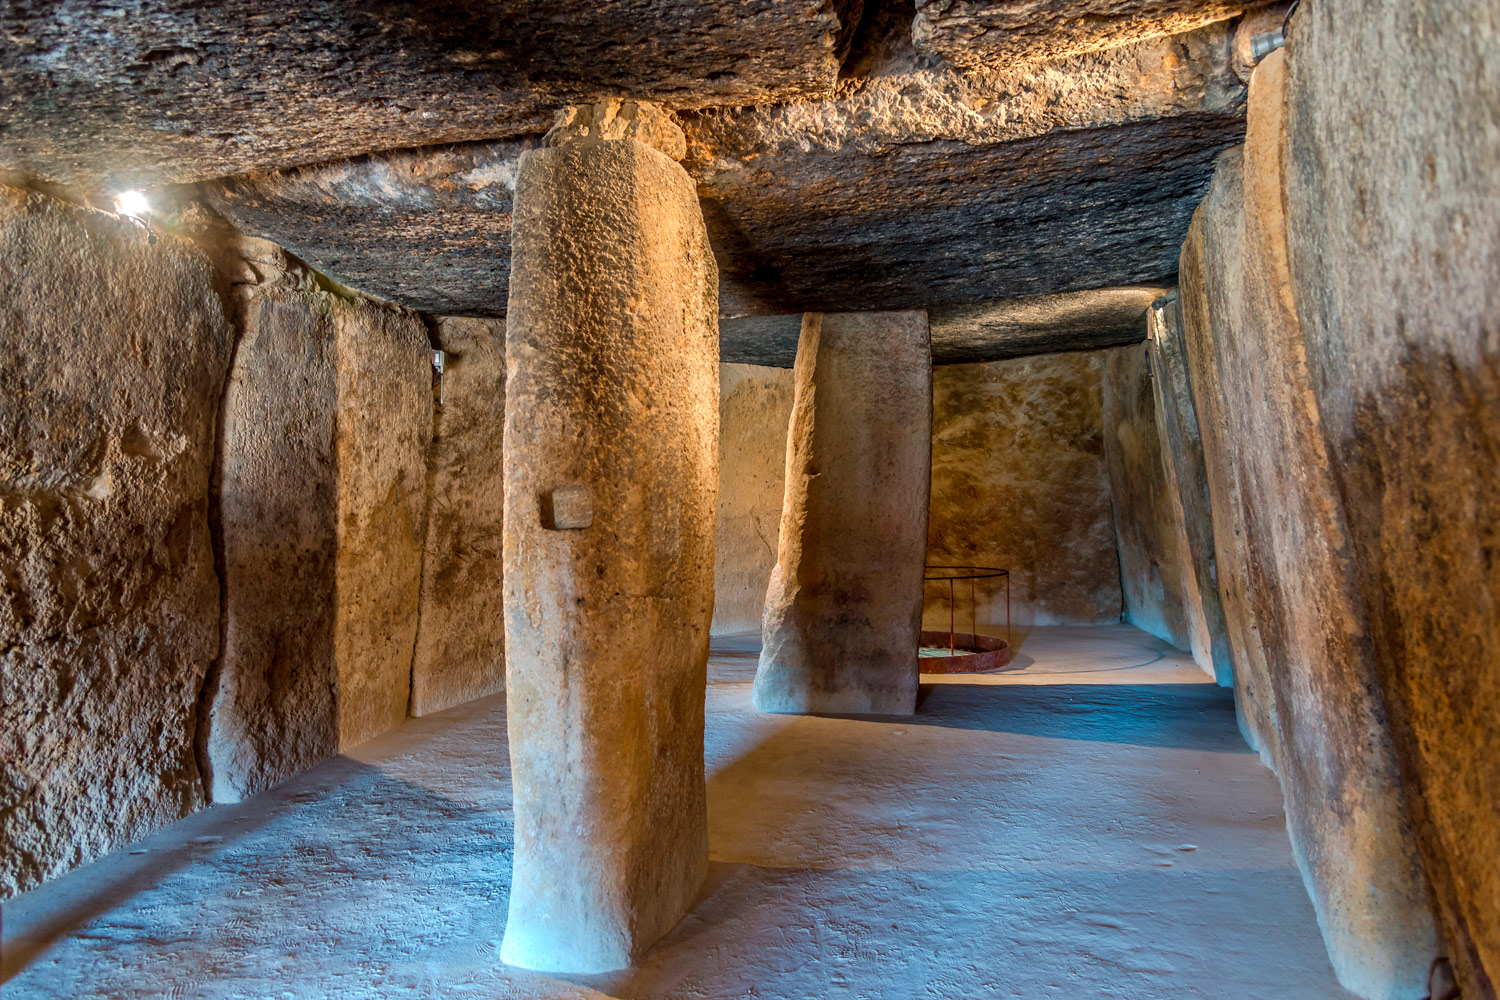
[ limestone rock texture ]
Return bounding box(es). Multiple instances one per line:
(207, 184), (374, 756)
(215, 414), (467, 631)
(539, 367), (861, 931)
(208, 139), (538, 318)
(208, 241), (431, 801)
(410, 317), (506, 716)
(1144, 295), (1236, 688)
(500, 103), (718, 973)
(927, 353), (1122, 627)
(0, 187), (233, 896)
(912, 0), (1246, 68)
(0, 0), (861, 187)
(713, 364), (795, 634)
(1101, 342), (1196, 653)
(1282, 1), (1500, 991)
(755, 311), (931, 716)
(689, 17), (1246, 317)
(719, 286), (1168, 368)
(928, 286), (1169, 366)
(1178, 51), (1438, 998)
(204, 17), (1243, 325)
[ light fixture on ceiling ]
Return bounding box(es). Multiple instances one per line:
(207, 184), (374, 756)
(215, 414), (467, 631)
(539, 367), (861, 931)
(113, 189), (157, 244)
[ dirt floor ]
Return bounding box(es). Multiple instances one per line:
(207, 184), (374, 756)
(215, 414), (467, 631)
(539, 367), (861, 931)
(3, 625), (1355, 999)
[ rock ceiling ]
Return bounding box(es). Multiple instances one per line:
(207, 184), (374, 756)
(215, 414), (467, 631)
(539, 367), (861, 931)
(1, 0), (1263, 363)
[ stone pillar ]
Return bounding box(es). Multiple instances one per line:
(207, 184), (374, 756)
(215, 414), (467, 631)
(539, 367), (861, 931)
(500, 101), (718, 974)
(754, 311), (932, 716)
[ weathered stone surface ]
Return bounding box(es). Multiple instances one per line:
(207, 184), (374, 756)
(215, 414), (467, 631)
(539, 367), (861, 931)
(1178, 218), (1279, 759)
(755, 311), (931, 716)
(205, 240), (339, 802)
(0, 0), (860, 187)
(207, 140), (537, 317)
(0, 186), (233, 896)
(208, 241), (430, 800)
(913, 0), (1246, 68)
(720, 285), (1169, 367)
(1179, 51), (1438, 997)
(331, 295), (431, 749)
(411, 317), (506, 717)
(1101, 342), (1196, 653)
(1282, 2), (1500, 992)
(681, 16), (1242, 315)
(1144, 295), (1235, 688)
(207, 20), (1243, 321)
(928, 286), (1169, 365)
(501, 103), (717, 973)
(928, 352), (1121, 627)
(713, 364), (795, 634)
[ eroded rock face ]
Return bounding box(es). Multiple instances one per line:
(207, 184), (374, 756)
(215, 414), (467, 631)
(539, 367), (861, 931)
(501, 103), (717, 973)
(0, 186), (233, 896)
(927, 353), (1122, 626)
(690, 17), (1245, 316)
(206, 19), (1243, 323)
(207, 240), (340, 801)
(912, 0), (1246, 68)
(1144, 295), (1236, 688)
(720, 285), (1168, 367)
(1101, 343), (1196, 653)
(331, 296), (432, 748)
(1283, 2), (1500, 991)
(713, 364), (795, 634)
(755, 311), (931, 717)
(0, 0), (860, 187)
(1179, 51), (1438, 997)
(411, 317), (506, 716)
(208, 241), (430, 800)
(207, 140), (537, 318)
(1178, 214), (1280, 759)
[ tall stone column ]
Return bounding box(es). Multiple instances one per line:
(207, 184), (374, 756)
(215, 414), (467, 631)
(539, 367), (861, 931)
(500, 101), (719, 974)
(754, 311), (932, 716)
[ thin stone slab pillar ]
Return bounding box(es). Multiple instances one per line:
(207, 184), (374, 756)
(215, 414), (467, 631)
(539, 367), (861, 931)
(500, 101), (718, 974)
(754, 311), (932, 716)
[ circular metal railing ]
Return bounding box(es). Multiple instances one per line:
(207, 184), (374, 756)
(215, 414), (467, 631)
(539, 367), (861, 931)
(921, 566), (1013, 673)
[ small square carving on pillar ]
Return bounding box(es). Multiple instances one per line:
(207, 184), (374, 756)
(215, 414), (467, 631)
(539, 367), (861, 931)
(542, 484), (593, 530)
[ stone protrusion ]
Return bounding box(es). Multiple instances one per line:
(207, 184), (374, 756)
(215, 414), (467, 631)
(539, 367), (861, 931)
(1101, 341), (1198, 654)
(1179, 48), (1440, 997)
(209, 240), (430, 800)
(544, 101), (687, 161)
(1144, 296), (1236, 690)
(755, 311), (932, 717)
(500, 112), (719, 973)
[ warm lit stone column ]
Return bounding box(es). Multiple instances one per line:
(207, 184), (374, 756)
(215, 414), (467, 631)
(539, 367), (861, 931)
(755, 311), (932, 716)
(500, 101), (718, 974)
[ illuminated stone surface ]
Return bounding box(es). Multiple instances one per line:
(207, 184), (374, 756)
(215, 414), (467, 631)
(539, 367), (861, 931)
(411, 317), (507, 717)
(210, 239), (431, 800)
(0, 187), (233, 897)
(755, 311), (931, 716)
(500, 102), (717, 973)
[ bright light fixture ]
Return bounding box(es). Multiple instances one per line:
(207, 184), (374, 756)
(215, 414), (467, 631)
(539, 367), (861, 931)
(114, 190), (150, 218)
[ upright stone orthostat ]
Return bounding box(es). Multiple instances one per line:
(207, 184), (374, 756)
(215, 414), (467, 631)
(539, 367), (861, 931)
(500, 101), (718, 974)
(755, 311), (932, 716)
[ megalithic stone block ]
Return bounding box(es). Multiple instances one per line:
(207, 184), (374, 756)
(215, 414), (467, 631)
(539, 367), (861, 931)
(499, 101), (718, 974)
(754, 311), (933, 716)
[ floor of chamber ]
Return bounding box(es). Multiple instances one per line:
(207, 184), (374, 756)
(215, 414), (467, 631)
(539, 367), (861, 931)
(3, 624), (1354, 999)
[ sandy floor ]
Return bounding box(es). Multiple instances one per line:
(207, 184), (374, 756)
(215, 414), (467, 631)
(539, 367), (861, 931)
(4, 625), (1353, 999)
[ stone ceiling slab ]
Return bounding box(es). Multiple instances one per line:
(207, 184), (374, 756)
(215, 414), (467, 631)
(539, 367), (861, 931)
(205, 19), (1245, 323)
(718, 285), (1168, 367)
(209, 140), (536, 316)
(0, 0), (860, 188)
(912, 0), (1249, 68)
